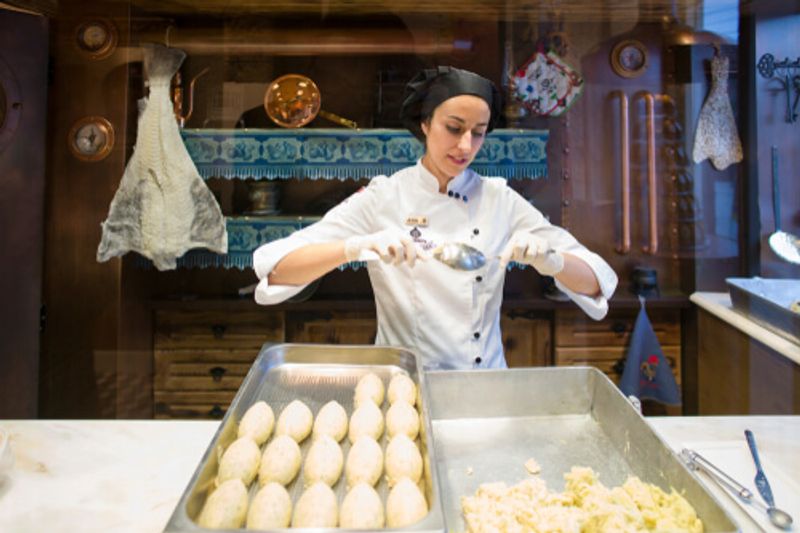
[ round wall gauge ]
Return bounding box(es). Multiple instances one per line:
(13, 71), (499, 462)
(68, 116), (115, 161)
(75, 19), (118, 60)
(610, 39), (649, 79)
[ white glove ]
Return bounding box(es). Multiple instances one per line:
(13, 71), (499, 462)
(344, 229), (419, 267)
(499, 232), (564, 276)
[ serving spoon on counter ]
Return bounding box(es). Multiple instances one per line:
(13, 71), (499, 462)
(744, 429), (794, 530)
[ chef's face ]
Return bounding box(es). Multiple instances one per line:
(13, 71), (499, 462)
(421, 95), (490, 185)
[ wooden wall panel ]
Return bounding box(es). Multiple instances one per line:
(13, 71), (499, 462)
(0, 10), (48, 418)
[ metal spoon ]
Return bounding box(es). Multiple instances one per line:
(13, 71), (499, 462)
(431, 242), (557, 271)
(681, 448), (793, 530)
(432, 242), (486, 271)
(357, 242), (486, 270)
(768, 147), (800, 264)
(745, 429), (794, 530)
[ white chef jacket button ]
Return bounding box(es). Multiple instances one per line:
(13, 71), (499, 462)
(473, 228), (479, 235)
(447, 190), (454, 197)
(454, 192), (461, 199)
(473, 332), (480, 339)
(463, 195), (468, 202)
(474, 356), (482, 364)
(475, 275), (483, 282)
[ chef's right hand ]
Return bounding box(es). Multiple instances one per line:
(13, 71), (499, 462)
(344, 229), (419, 267)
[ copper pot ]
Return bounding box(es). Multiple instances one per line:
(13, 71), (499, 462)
(263, 74), (357, 129)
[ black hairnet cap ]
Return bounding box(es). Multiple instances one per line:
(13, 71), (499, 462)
(400, 66), (502, 141)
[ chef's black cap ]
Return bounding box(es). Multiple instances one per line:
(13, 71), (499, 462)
(400, 66), (502, 142)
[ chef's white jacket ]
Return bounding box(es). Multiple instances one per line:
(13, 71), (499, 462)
(253, 161), (617, 370)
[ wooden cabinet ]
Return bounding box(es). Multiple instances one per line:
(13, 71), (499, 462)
(697, 309), (800, 415)
(501, 310), (551, 367)
(153, 309), (284, 419)
(554, 308), (682, 414)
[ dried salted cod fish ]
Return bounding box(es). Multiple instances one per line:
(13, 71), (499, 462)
(97, 43), (227, 270)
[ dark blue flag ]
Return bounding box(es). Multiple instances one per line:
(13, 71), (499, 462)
(619, 297), (681, 405)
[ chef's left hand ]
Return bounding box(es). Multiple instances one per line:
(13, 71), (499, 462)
(499, 232), (564, 276)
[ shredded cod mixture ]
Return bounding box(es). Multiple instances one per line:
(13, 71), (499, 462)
(461, 466), (703, 533)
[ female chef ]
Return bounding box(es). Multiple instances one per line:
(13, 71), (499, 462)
(252, 66), (617, 370)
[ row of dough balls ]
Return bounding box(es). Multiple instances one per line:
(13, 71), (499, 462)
(198, 373), (426, 529)
(201, 477), (427, 530)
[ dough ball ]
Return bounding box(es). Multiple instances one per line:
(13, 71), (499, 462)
(303, 434), (343, 487)
(246, 482), (292, 529)
(197, 478), (248, 529)
(354, 372), (385, 407)
(312, 400), (348, 442)
(386, 477), (428, 528)
(258, 434), (302, 486)
(386, 400), (420, 440)
(340, 482), (385, 529)
(348, 400), (384, 443)
(238, 401), (274, 445)
(275, 399), (313, 443)
(385, 434), (423, 487)
(345, 435), (383, 488)
(291, 481), (338, 528)
(217, 437), (260, 486)
(388, 373), (417, 405)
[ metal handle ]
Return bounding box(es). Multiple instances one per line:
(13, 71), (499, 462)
(318, 110), (359, 129)
(616, 91), (631, 254)
(772, 146), (782, 232)
(209, 366), (227, 382)
(211, 324), (227, 339)
(643, 93), (658, 254)
(681, 449), (754, 502)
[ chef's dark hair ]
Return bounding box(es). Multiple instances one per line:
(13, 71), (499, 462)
(399, 66), (502, 142)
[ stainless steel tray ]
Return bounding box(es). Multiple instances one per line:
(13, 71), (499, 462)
(164, 343), (445, 532)
(425, 366), (740, 532)
(727, 277), (800, 345)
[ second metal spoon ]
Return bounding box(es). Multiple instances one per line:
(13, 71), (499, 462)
(745, 429), (794, 530)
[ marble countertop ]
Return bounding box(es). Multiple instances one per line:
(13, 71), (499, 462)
(0, 417), (798, 533)
(691, 291), (800, 366)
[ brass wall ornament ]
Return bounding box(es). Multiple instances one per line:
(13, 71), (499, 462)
(610, 39), (649, 79)
(68, 116), (115, 161)
(75, 19), (118, 60)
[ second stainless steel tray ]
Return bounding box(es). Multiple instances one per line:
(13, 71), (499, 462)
(426, 366), (739, 532)
(165, 343), (444, 532)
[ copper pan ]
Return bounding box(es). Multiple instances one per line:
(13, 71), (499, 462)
(263, 73), (357, 129)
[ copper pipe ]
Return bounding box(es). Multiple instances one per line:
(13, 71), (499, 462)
(139, 27), (470, 56)
(643, 92), (658, 254)
(173, 67), (209, 128)
(615, 91), (631, 254)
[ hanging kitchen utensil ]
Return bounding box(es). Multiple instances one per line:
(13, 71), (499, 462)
(768, 146), (800, 264)
(264, 73), (357, 129)
(692, 48), (743, 170)
(511, 44), (584, 117)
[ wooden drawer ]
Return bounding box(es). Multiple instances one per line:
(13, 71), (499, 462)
(154, 349), (259, 391)
(555, 345), (681, 385)
(154, 390), (236, 419)
(154, 310), (284, 350)
(285, 310), (377, 344)
(555, 309), (680, 348)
